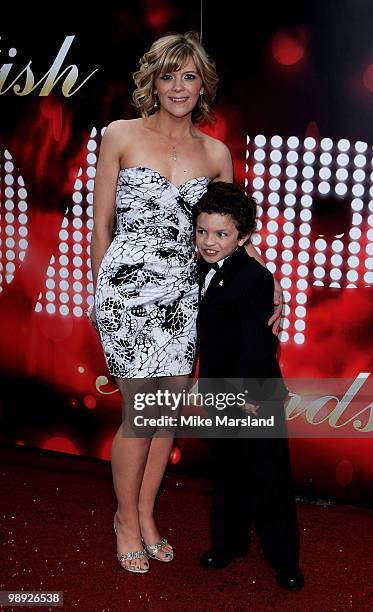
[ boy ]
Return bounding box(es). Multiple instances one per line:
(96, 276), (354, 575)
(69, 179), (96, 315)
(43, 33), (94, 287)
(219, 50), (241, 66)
(193, 182), (304, 590)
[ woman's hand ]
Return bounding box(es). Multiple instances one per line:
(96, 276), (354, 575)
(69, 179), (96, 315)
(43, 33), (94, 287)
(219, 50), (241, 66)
(268, 276), (283, 336)
(241, 403), (259, 416)
(86, 303), (99, 332)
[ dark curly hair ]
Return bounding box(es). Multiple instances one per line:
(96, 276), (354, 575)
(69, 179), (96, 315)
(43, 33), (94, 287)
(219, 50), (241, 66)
(193, 181), (257, 240)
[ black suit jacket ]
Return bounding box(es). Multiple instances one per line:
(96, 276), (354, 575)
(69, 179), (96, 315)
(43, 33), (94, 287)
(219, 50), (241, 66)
(196, 247), (288, 403)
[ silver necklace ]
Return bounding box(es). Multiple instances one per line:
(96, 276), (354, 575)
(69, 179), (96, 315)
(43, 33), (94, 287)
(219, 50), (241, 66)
(171, 146), (177, 161)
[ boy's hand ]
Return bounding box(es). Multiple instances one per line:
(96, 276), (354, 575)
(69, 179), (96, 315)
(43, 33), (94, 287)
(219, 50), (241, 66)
(241, 403), (259, 416)
(268, 277), (283, 336)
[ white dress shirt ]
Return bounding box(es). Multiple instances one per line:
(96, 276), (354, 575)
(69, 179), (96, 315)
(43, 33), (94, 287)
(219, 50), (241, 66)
(201, 257), (227, 297)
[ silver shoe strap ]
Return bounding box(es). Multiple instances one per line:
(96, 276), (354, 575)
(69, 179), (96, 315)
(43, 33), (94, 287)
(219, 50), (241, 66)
(117, 548), (147, 562)
(146, 538), (169, 554)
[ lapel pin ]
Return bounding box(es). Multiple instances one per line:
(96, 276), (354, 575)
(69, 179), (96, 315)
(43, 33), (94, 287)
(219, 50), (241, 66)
(219, 279), (224, 286)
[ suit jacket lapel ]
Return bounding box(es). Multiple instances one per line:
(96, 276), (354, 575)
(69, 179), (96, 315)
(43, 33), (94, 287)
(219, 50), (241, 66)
(199, 247), (250, 307)
(200, 267), (224, 305)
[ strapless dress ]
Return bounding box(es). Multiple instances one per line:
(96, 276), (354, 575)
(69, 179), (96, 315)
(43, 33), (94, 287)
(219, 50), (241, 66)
(94, 166), (210, 378)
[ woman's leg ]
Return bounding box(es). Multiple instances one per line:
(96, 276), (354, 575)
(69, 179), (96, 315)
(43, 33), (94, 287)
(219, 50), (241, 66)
(138, 374), (191, 559)
(111, 376), (156, 570)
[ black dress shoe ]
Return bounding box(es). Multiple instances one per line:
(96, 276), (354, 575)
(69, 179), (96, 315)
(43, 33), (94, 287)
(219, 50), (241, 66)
(200, 548), (247, 569)
(275, 566), (304, 590)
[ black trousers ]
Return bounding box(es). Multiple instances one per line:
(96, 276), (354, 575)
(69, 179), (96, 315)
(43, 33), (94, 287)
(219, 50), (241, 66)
(209, 434), (300, 571)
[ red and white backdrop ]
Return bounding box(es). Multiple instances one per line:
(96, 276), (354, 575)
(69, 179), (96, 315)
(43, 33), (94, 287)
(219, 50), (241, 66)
(0, 1), (372, 503)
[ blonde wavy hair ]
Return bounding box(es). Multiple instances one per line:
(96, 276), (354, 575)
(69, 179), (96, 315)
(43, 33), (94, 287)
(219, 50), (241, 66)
(132, 31), (218, 125)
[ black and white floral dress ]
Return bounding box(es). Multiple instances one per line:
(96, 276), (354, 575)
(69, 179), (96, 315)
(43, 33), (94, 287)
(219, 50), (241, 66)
(94, 167), (210, 378)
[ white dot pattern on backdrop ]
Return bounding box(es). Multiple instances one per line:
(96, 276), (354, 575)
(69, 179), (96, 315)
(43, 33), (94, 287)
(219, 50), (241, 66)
(245, 135), (373, 345)
(0, 149), (29, 293)
(2, 133), (371, 344)
(34, 127), (98, 317)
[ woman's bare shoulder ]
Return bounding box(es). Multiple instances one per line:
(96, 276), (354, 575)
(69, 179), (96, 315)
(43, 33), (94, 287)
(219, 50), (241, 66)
(199, 132), (233, 180)
(199, 131), (228, 152)
(99, 120), (144, 164)
(103, 118), (142, 140)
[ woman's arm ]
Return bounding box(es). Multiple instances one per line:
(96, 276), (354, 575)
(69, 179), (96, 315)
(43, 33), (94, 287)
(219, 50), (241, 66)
(88, 122), (123, 326)
(211, 141), (234, 182)
(91, 122), (122, 293)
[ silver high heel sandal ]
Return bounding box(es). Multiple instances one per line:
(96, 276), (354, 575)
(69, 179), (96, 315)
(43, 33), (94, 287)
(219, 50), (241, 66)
(113, 518), (149, 574)
(142, 537), (174, 562)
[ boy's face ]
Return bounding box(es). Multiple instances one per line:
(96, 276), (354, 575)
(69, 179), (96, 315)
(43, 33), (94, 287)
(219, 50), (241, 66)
(195, 212), (249, 264)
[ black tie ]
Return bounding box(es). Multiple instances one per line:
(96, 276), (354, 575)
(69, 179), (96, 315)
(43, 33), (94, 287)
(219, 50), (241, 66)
(197, 258), (220, 272)
(206, 261), (220, 271)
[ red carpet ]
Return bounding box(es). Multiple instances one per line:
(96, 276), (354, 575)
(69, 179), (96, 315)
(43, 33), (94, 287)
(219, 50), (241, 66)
(1, 444), (372, 612)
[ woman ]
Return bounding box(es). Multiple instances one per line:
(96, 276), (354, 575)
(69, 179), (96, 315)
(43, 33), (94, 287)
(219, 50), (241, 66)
(89, 31), (282, 573)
